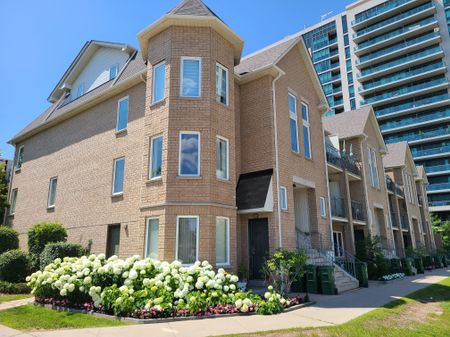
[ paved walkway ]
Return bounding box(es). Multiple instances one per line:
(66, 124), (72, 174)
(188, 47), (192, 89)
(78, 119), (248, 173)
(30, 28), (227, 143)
(0, 298), (33, 312)
(0, 269), (448, 337)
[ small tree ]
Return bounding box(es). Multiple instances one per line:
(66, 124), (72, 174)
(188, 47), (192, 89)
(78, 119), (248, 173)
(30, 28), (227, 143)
(355, 236), (389, 280)
(263, 249), (307, 296)
(0, 158), (9, 222)
(431, 213), (450, 251)
(0, 226), (19, 254)
(28, 222), (67, 271)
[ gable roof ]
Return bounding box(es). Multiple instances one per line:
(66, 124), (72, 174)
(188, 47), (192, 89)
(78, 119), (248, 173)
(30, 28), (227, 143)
(48, 40), (135, 103)
(138, 0), (243, 63)
(383, 142), (417, 175)
(235, 36), (299, 75)
(168, 0), (219, 18)
(415, 165), (428, 183)
(10, 52), (146, 144)
(323, 106), (387, 153)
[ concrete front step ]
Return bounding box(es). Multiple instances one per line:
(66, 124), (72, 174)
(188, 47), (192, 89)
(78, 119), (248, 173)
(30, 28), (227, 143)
(336, 280), (360, 293)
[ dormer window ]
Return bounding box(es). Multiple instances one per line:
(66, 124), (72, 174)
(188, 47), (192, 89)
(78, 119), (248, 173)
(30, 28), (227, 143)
(109, 64), (119, 80)
(76, 83), (85, 98)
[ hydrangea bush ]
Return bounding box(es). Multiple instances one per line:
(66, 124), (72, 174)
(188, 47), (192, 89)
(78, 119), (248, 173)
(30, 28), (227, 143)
(380, 273), (405, 281)
(27, 254), (302, 318)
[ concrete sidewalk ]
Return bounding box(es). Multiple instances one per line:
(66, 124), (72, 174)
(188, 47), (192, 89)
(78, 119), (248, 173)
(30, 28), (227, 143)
(0, 269), (448, 337)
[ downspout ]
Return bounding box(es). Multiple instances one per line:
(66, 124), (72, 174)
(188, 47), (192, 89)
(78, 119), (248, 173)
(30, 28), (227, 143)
(272, 65), (285, 248)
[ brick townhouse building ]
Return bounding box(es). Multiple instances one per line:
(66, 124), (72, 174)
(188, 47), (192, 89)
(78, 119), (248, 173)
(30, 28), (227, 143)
(6, 0), (331, 279)
(5, 0), (436, 284)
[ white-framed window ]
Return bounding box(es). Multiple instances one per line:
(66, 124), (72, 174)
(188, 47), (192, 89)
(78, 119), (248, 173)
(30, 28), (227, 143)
(149, 135), (163, 180)
(179, 132), (200, 177)
(47, 177), (58, 208)
(280, 186), (288, 210)
(289, 93), (299, 153)
(320, 197), (327, 218)
(302, 102), (311, 159)
(216, 63), (228, 105)
(76, 83), (85, 98)
(367, 146), (374, 187)
(116, 97), (129, 132)
(9, 189), (17, 215)
(112, 157), (125, 195)
(216, 136), (229, 181)
(176, 216), (199, 265)
(16, 145), (24, 170)
(109, 64), (119, 80)
(145, 218), (159, 259)
(372, 149), (380, 188)
(216, 217), (230, 266)
(152, 61), (166, 103)
(180, 57), (201, 97)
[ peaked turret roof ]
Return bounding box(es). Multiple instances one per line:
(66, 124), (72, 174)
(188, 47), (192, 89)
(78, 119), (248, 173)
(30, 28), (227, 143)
(168, 0), (220, 18)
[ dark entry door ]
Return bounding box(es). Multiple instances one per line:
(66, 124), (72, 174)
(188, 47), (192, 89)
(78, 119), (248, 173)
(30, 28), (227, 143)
(248, 218), (269, 280)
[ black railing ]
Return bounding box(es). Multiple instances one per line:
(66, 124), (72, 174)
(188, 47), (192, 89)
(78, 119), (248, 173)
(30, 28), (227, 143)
(396, 184), (405, 198)
(386, 176), (394, 193)
(390, 212), (399, 228)
(326, 145), (343, 169)
(351, 200), (365, 221)
(331, 196), (347, 218)
(401, 215), (409, 230)
(342, 153), (361, 176)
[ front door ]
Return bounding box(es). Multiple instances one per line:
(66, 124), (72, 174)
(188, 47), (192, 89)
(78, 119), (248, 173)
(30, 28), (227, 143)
(248, 218), (269, 280)
(106, 224), (121, 258)
(333, 231), (344, 257)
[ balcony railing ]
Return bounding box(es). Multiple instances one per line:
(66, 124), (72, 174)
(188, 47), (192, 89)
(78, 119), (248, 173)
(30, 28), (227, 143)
(401, 215), (410, 230)
(386, 176), (395, 192)
(425, 163), (450, 174)
(360, 61), (445, 92)
(390, 212), (399, 228)
(375, 92), (450, 118)
(412, 144), (450, 158)
(353, 2), (435, 39)
(351, 201), (365, 221)
(429, 200), (450, 207)
(361, 77), (449, 106)
(331, 196), (347, 218)
(396, 184), (405, 198)
(427, 182), (450, 191)
(342, 154), (361, 176)
(380, 106), (450, 132)
(353, 0), (416, 25)
(326, 145), (361, 176)
(355, 17), (438, 52)
(359, 46), (443, 78)
(357, 31), (440, 65)
(326, 145), (343, 169)
(385, 125), (450, 144)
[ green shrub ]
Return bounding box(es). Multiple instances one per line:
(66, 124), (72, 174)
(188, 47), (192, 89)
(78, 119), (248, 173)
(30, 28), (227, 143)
(40, 242), (87, 270)
(0, 250), (29, 283)
(0, 280), (30, 294)
(356, 236), (389, 280)
(0, 226), (19, 254)
(28, 222), (67, 271)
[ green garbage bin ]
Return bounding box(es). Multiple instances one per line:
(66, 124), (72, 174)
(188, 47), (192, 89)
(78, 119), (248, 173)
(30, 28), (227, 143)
(291, 273), (306, 293)
(306, 265), (319, 294)
(433, 255), (443, 269)
(423, 255), (433, 270)
(414, 257), (424, 274)
(401, 258), (414, 276)
(355, 262), (368, 288)
(390, 258), (402, 273)
(318, 266), (336, 295)
(442, 255), (448, 268)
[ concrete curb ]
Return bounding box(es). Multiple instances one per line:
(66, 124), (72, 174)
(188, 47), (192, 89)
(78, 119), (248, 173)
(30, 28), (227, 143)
(34, 301), (315, 324)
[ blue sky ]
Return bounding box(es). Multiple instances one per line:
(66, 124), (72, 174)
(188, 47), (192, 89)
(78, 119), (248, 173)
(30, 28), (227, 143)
(0, 0), (349, 159)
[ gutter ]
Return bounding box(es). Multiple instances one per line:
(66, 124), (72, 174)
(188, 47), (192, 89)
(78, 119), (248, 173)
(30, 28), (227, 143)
(272, 65), (285, 248)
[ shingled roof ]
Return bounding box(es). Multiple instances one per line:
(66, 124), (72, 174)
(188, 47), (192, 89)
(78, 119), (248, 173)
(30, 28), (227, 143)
(235, 36), (299, 75)
(10, 52), (146, 144)
(323, 107), (372, 139)
(383, 142), (410, 169)
(168, 0), (220, 19)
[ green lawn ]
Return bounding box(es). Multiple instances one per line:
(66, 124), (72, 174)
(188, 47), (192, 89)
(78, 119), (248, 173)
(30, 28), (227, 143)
(0, 305), (128, 331)
(220, 277), (450, 337)
(0, 294), (31, 304)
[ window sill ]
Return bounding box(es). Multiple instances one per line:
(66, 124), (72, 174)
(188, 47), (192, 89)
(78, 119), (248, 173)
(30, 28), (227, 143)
(7, 213), (15, 217)
(177, 175), (202, 180)
(216, 263), (231, 268)
(150, 98), (167, 108)
(214, 100), (231, 110)
(14, 168), (21, 173)
(179, 96), (202, 100)
(217, 177), (232, 184)
(47, 206), (55, 210)
(281, 208), (288, 212)
(146, 177), (163, 184)
(115, 129), (127, 137)
(112, 192), (124, 197)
